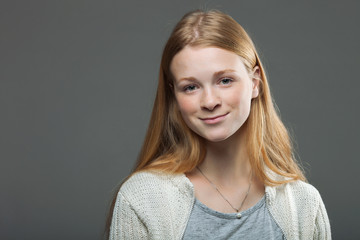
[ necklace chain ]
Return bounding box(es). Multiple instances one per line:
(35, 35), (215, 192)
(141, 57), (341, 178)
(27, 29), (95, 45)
(196, 166), (252, 213)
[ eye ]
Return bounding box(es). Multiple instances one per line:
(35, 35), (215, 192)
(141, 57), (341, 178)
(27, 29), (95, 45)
(219, 77), (233, 85)
(183, 85), (198, 92)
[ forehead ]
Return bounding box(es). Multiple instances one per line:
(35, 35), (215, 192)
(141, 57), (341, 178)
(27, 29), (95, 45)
(170, 46), (248, 80)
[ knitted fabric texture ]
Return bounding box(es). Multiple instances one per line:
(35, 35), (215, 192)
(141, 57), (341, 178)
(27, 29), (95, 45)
(110, 171), (331, 240)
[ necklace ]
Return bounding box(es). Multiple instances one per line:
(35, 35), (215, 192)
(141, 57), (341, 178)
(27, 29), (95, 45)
(196, 166), (252, 217)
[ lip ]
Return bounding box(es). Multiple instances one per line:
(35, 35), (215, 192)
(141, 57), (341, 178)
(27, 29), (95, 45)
(200, 113), (229, 124)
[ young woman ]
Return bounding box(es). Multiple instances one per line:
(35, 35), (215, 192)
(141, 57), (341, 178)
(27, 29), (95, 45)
(107, 9), (331, 240)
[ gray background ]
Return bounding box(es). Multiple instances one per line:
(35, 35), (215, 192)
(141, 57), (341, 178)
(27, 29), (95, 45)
(1, 0), (359, 239)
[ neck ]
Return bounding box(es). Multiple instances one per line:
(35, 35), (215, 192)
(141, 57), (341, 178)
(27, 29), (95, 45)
(200, 128), (252, 185)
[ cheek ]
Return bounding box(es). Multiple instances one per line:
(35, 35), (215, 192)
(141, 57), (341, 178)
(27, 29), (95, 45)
(227, 88), (252, 112)
(176, 95), (198, 117)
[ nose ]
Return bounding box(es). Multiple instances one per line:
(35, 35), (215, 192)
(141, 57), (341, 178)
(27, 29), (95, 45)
(200, 87), (221, 111)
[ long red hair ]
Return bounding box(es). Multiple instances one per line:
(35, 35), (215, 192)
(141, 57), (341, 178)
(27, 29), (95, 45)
(134, 9), (305, 183)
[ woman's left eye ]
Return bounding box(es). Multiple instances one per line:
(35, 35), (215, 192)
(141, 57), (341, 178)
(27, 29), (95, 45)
(220, 78), (233, 85)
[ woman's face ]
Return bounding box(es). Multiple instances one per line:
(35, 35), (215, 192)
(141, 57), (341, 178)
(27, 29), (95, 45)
(170, 46), (259, 142)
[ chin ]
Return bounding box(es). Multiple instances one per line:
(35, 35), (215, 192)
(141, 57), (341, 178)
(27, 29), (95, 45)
(190, 126), (233, 142)
(201, 133), (231, 143)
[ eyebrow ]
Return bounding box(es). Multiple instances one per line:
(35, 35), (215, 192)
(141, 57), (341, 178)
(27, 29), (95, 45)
(214, 69), (236, 77)
(178, 69), (237, 82)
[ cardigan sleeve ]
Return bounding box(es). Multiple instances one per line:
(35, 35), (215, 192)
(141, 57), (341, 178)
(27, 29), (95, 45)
(313, 195), (331, 240)
(109, 191), (149, 240)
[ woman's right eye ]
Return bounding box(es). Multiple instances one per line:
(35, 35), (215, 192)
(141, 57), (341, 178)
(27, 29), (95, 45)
(184, 85), (197, 92)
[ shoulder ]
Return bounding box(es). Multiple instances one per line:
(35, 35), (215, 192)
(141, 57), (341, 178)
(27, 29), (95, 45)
(113, 171), (196, 238)
(266, 180), (325, 224)
(118, 170), (194, 207)
(267, 180), (322, 208)
(283, 180), (321, 200)
(287, 180), (322, 205)
(266, 181), (326, 231)
(266, 181), (330, 239)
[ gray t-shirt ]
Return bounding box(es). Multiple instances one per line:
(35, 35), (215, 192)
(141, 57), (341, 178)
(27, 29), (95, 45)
(182, 195), (285, 240)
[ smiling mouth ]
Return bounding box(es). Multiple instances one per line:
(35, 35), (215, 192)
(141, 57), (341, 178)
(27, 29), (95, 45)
(200, 113), (229, 124)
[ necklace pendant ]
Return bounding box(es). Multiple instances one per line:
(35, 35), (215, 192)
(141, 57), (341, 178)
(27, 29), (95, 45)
(196, 166), (252, 221)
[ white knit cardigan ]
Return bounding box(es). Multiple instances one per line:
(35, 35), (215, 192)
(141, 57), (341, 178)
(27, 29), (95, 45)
(110, 171), (331, 240)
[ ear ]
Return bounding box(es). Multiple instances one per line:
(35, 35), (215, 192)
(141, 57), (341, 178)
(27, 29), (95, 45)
(251, 66), (261, 98)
